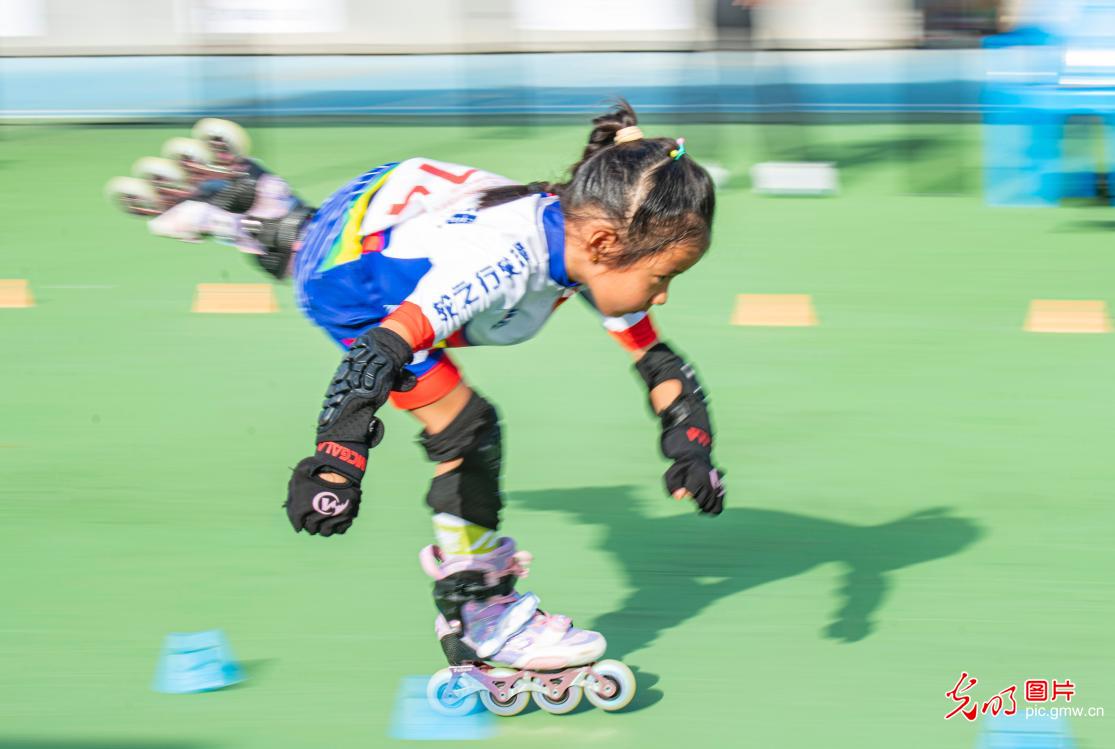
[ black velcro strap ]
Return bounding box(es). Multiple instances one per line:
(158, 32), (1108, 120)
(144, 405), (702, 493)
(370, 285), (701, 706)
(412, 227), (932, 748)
(313, 440), (368, 482)
(659, 392), (707, 432)
(433, 570), (517, 629)
(634, 342), (705, 398)
(369, 326), (415, 372)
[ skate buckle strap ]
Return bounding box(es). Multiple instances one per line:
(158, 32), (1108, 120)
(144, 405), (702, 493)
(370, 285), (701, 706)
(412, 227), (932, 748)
(534, 613), (572, 648)
(483, 550), (533, 587)
(474, 592), (539, 659)
(509, 550), (533, 579)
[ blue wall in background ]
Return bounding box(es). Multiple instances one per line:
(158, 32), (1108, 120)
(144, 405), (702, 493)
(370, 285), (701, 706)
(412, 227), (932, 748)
(1, 51), (986, 121)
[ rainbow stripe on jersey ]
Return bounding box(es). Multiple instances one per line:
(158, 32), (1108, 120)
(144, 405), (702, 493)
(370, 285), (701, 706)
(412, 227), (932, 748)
(314, 163), (398, 274)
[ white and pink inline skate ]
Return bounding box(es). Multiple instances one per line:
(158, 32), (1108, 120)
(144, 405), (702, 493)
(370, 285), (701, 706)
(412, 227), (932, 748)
(105, 118), (254, 217)
(420, 538), (636, 716)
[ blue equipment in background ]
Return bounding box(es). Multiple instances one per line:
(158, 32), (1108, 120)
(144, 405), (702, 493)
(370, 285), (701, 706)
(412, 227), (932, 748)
(983, 0), (1115, 205)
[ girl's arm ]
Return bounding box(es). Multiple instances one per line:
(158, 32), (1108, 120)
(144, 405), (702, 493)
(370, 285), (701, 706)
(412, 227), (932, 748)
(582, 295), (725, 514)
(578, 296), (683, 414)
(632, 343), (686, 499)
(631, 344), (682, 415)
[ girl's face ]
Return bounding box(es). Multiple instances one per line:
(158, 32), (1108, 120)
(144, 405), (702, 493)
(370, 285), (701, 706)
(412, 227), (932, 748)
(584, 241), (704, 318)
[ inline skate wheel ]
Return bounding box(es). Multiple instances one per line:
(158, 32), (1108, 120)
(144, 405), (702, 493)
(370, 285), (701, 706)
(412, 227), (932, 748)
(427, 668), (480, 717)
(192, 118), (251, 159)
(105, 176), (160, 214)
(162, 137), (216, 169)
(532, 682), (582, 715)
(477, 668), (530, 717)
(584, 659), (636, 712)
(132, 157), (189, 190)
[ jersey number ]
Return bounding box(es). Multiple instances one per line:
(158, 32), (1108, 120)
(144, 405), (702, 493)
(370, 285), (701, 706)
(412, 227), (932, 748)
(388, 163), (479, 216)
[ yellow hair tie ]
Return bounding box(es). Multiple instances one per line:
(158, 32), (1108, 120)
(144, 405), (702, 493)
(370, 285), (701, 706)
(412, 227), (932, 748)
(669, 137), (687, 160)
(615, 126), (644, 144)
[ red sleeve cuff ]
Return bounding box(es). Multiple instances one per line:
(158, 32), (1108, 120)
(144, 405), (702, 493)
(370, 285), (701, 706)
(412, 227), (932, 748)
(388, 356), (462, 410)
(384, 301), (436, 351)
(608, 315), (660, 352)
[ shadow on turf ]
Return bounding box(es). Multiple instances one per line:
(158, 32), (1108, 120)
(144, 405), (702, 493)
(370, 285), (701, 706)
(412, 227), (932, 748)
(511, 486), (983, 658)
(220, 657), (277, 691)
(1054, 218), (1115, 232)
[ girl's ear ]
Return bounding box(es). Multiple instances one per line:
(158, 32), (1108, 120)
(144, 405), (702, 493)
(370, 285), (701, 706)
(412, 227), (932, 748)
(587, 227), (619, 265)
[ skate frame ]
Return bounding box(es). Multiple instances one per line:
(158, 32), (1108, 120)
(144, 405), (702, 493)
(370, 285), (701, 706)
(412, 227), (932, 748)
(443, 662), (617, 702)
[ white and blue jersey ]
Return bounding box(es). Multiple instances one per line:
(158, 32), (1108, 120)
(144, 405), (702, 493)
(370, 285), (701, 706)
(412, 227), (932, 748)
(292, 158), (659, 409)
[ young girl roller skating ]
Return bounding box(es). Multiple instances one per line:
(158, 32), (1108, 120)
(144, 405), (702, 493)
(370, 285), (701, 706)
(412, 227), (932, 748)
(109, 101), (725, 715)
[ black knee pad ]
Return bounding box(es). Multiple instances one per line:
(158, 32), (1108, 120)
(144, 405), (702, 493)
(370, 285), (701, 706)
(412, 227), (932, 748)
(421, 392), (502, 529)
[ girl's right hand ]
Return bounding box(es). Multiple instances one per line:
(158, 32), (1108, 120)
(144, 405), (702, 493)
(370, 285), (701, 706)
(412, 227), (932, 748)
(285, 440), (368, 536)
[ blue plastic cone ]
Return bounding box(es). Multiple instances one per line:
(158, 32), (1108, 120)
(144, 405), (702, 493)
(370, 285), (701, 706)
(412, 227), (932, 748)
(388, 677), (494, 741)
(153, 630), (245, 693)
(976, 712), (1075, 749)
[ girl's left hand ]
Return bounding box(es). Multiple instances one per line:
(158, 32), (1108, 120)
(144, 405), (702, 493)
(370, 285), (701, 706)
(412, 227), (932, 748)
(664, 457), (726, 515)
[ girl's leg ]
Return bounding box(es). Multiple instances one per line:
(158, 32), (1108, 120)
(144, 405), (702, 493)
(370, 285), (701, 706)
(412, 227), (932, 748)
(404, 380), (607, 671)
(408, 381), (503, 555)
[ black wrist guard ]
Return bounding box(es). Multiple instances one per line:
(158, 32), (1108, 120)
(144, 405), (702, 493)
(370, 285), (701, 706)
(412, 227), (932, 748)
(316, 326), (415, 445)
(638, 343), (725, 516)
(634, 342), (705, 401)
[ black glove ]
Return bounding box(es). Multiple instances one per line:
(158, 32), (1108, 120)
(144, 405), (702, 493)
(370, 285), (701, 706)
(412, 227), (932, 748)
(317, 326), (416, 443)
(285, 440), (370, 536)
(659, 394), (726, 516)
